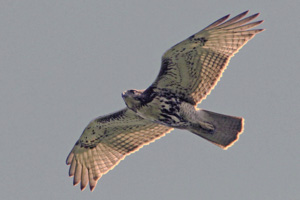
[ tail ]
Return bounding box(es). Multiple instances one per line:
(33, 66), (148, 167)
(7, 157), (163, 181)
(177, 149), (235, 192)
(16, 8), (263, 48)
(188, 109), (244, 149)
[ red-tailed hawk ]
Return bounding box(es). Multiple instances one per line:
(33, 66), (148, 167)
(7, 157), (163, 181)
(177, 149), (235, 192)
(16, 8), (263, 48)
(66, 11), (264, 191)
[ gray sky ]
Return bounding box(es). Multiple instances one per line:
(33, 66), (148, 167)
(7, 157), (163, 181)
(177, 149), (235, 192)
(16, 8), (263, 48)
(1, 1), (299, 199)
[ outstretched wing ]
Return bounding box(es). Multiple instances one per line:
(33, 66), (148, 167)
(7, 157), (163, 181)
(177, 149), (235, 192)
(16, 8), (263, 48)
(149, 11), (264, 105)
(66, 108), (173, 191)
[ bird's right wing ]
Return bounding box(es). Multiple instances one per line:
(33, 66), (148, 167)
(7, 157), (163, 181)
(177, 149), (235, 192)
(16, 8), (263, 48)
(66, 108), (173, 191)
(148, 11), (264, 105)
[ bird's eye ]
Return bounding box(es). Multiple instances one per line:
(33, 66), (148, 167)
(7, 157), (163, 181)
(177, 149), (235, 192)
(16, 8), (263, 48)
(129, 90), (135, 94)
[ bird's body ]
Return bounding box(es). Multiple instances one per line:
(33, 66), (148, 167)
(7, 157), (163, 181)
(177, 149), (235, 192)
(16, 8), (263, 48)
(123, 88), (242, 147)
(66, 11), (264, 191)
(123, 88), (187, 127)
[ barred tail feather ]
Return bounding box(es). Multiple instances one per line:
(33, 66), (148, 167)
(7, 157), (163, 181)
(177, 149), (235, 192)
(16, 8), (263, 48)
(189, 109), (244, 149)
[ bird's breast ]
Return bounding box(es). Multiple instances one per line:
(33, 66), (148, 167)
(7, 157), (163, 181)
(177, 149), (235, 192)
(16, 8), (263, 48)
(136, 96), (187, 127)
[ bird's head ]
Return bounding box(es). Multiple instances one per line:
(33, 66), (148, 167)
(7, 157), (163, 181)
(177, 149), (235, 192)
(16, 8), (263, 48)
(122, 89), (144, 111)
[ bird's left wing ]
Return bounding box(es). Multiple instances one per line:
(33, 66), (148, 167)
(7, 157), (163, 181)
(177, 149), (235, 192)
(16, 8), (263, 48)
(148, 11), (264, 105)
(66, 108), (173, 191)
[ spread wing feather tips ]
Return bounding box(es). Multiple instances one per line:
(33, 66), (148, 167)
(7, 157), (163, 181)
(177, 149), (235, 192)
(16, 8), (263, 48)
(66, 108), (173, 191)
(149, 10), (264, 105)
(66, 11), (264, 191)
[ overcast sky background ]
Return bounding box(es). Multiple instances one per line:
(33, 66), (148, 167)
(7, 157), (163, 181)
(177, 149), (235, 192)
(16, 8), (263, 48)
(1, 1), (299, 200)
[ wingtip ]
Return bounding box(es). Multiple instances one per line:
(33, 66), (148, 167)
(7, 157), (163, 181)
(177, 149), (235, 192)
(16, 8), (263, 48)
(81, 184), (87, 191)
(242, 12), (261, 23)
(73, 179), (80, 186)
(88, 174), (100, 192)
(257, 20), (264, 24)
(237, 10), (250, 18)
(89, 184), (96, 192)
(257, 28), (265, 33)
(223, 14), (231, 20)
(251, 12), (260, 19)
(242, 10), (250, 15)
(218, 14), (231, 24)
(66, 152), (74, 165)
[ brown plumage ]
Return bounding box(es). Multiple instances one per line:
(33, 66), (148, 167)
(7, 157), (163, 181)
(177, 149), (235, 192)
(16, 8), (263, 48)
(66, 11), (264, 191)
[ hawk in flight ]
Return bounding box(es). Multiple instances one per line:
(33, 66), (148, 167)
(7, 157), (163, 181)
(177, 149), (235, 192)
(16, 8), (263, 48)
(66, 11), (264, 191)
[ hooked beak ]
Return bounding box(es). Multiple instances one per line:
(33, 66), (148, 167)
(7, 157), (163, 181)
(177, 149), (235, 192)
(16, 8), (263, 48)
(121, 91), (127, 99)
